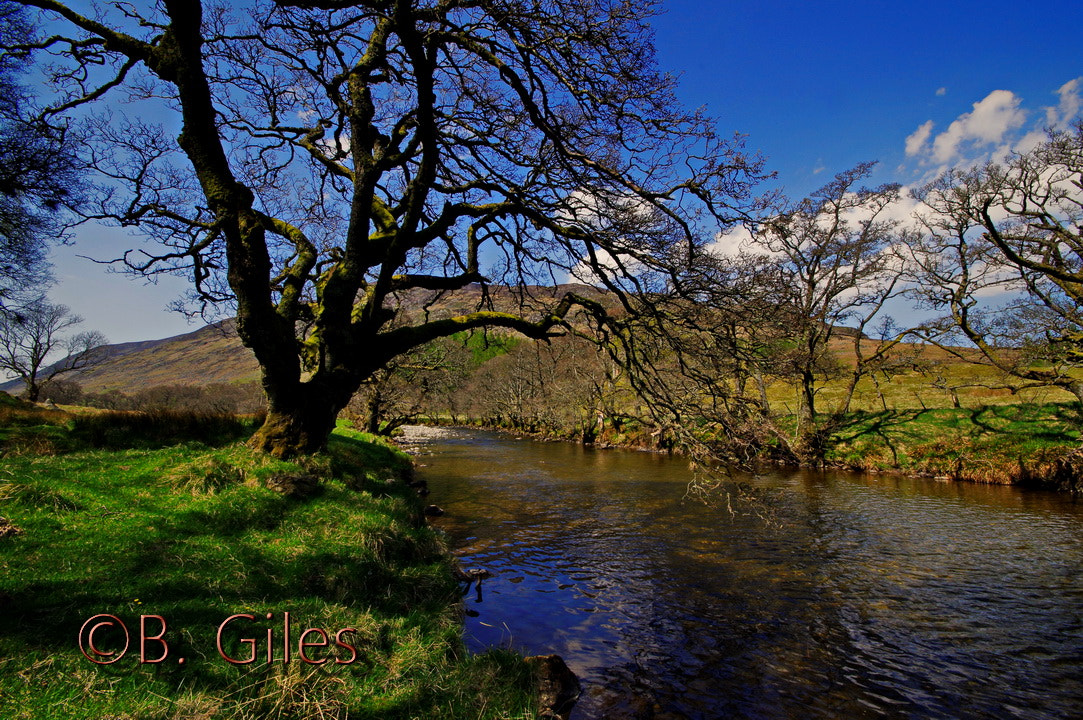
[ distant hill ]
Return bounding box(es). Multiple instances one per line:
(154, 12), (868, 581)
(1, 283), (900, 400)
(0, 284), (612, 396)
(0, 319), (260, 395)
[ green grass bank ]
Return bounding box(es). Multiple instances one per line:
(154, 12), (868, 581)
(456, 398), (1083, 493)
(0, 399), (541, 719)
(822, 402), (1083, 491)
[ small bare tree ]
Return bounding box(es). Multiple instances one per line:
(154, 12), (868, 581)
(0, 298), (106, 401)
(749, 163), (908, 455)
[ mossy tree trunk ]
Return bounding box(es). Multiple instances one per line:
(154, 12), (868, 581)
(249, 395), (347, 457)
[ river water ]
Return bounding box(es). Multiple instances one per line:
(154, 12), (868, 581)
(402, 426), (1083, 720)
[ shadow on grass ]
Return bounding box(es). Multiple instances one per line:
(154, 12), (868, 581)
(823, 402), (1082, 483)
(0, 425), (459, 705)
(828, 408), (932, 466)
(0, 485), (455, 699)
(0, 407), (543, 719)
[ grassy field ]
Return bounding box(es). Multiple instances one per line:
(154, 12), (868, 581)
(0, 398), (539, 719)
(762, 338), (1082, 415)
(823, 403), (1082, 487)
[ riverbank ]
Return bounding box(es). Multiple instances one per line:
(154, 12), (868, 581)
(821, 404), (1083, 492)
(0, 398), (541, 719)
(444, 401), (1083, 493)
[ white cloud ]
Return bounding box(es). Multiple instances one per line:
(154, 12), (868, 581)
(709, 188), (925, 264)
(930, 89), (1026, 164)
(936, 87), (947, 97)
(905, 120), (934, 157)
(569, 247), (620, 284)
(1011, 128), (1048, 156)
(901, 78), (1083, 181)
(1046, 77), (1082, 128)
(876, 190), (923, 228)
(709, 225), (755, 257)
(560, 188), (657, 284)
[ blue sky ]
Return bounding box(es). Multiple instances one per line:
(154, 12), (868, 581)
(47, 0), (1083, 344)
(652, 0), (1083, 195)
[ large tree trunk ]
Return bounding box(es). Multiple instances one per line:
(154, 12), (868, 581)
(248, 382), (354, 458)
(838, 369), (861, 416)
(1065, 380), (1083, 423)
(250, 405), (338, 458)
(795, 367), (826, 463)
(753, 369), (770, 415)
(365, 388), (383, 435)
(800, 368), (817, 424)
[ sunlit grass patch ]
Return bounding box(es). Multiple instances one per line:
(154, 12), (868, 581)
(0, 424), (540, 719)
(825, 402), (1081, 485)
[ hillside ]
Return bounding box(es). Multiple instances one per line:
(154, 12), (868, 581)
(0, 284), (611, 397)
(0, 319), (260, 395)
(6, 282), (1065, 412)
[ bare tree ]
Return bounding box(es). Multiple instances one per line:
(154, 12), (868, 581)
(462, 333), (619, 440)
(13, 0), (766, 456)
(0, 298), (106, 401)
(909, 123), (1083, 406)
(570, 250), (795, 465)
(588, 165), (910, 465)
(347, 333), (473, 435)
(749, 163), (908, 454)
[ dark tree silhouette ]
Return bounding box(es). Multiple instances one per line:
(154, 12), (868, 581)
(13, 0), (765, 456)
(0, 1), (81, 313)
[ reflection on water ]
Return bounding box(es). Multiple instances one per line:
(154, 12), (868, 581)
(403, 427), (1083, 720)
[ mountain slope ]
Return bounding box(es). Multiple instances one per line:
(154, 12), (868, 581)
(1, 284), (611, 396)
(1, 319), (260, 394)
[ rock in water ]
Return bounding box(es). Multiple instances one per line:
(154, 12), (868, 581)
(526, 654), (581, 719)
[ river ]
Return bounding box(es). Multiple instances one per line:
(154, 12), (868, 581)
(401, 426), (1083, 720)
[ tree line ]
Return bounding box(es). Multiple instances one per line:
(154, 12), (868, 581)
(352, 137), (1083, 467)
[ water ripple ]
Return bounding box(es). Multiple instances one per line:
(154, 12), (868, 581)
(412, 428), (1083, 720)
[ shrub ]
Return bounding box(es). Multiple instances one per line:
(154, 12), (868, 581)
(80, 382), (266, 414)
(37, 380), (84, 405)
(70, 408), (257, 449)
